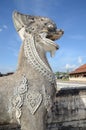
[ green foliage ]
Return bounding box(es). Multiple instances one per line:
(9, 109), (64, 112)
(55, 71), (69, 80)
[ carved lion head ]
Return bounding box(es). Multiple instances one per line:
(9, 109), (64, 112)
(13, 11), (64, 56)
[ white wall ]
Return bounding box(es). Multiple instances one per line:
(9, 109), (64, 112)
(69, 77), (86, 82)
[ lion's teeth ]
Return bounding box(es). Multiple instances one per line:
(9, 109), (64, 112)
(50, 50), (56, 57)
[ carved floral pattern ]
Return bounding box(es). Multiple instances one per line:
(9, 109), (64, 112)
(42, 85), (52, 112)
(12, 75), (28, 124)
(24, 35), (55, 83)
(12, 75), (52, 124)
(26, 90), (42, 115)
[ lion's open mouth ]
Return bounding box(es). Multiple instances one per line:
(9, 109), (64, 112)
(46, 29), (64, 40)
(39, 29), (64, 57)
(39, 32), (59, 57)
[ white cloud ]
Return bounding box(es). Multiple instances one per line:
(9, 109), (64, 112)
(0, 28), (2, 32)
(65, 64), (76, 71)
(69, 34), (85, 40)
(3, 25), (8, 29)
(0, 24), (8, 32)
(78, 56), (82, 64)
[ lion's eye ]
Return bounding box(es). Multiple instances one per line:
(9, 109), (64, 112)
(48, 24), (54, 29)
(47, 24), (55, 32)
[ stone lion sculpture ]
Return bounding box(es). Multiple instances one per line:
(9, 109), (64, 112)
(0, 11), (63, 130)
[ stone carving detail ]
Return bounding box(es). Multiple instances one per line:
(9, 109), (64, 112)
(12, 75), (29, 124)
(42, 85), (52, 112)
(12, 75), (43, 122)
(12, 95), (23, 124)
(17, 75), (28, 94)
(0, 11), (63, 130)
(26, 90), (42, 115)
(12, 76), (53, 121)
(24, 35), (55, 83)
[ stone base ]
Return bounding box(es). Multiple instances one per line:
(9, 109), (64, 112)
(0, 124), (20, 130)
(0, 124), (86, 130)
(47, 86), (86, 130)
(47, 121), (86, 130)
(1, 86), (86, 130)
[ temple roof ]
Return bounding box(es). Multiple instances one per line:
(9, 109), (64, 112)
(70, 64), (86, 74)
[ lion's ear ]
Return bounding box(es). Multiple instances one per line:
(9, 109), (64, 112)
(18, 27), (25, 41)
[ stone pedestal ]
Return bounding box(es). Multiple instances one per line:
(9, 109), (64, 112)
(1, 86), (86, 130)
(47, 86), (86, 130)
(0, 124), (20, 130)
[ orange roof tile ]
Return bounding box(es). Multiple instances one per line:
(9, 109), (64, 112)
(70, 64), (86, 74)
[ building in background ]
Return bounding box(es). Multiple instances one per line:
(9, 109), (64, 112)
(69, 64), (86, 82)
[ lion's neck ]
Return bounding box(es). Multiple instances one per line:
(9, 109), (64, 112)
(17, 36), (55, 83)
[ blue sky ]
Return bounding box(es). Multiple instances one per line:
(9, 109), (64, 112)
(0, 0), (86, 73)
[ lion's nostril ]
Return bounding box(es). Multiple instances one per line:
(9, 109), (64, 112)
(56, 45), (59, 50)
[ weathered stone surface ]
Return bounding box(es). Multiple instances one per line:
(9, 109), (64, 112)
(0, 11), (86, 130)
(1, 87), (86, 130)
(47, 86), (86, 130)
(0, 11), (63, 130)
(0, 124), (20, 130)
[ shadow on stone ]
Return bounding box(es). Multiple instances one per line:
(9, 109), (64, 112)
(0, 124), (21, 130)
(47, 87), (86, 130)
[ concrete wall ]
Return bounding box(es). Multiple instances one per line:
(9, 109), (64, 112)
(69, 77), (86, 82)
(0, 124), (20, 130)
(47, 87), (86, 130)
